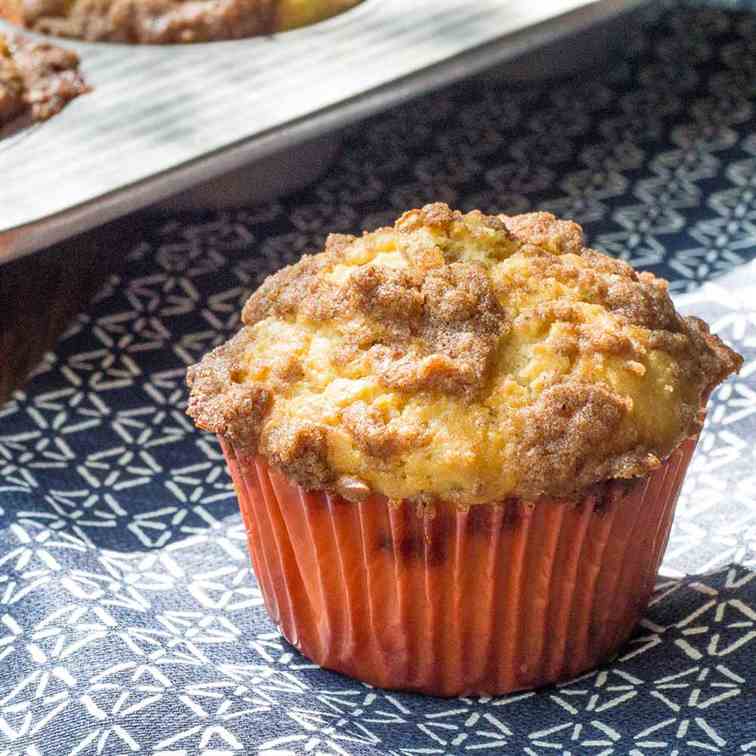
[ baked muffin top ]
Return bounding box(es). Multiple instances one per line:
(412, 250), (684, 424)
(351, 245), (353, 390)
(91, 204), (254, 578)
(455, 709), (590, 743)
(1, 0), (361, 44)
(187, 204), (741, 505)
(0, 33), (87, 126)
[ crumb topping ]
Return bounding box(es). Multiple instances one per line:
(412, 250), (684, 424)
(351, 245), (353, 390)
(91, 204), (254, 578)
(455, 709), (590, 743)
(0, 32), (88, 126)
(187, 204), (742, 504)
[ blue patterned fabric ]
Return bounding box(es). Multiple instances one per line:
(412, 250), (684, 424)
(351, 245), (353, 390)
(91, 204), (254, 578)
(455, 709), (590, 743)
(2, 1), (756, 753)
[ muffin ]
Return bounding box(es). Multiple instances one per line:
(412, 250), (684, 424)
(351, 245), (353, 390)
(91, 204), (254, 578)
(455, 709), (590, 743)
(1, 0), (362, 44)
(187, 203), (742, 696)
(0, 33), (87, 128)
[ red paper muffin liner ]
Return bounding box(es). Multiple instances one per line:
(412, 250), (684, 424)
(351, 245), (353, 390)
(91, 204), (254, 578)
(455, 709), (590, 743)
(220, 436), (697, 697)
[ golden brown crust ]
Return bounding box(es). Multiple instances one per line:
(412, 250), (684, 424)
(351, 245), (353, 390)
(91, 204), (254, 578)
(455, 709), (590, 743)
(0, 33), (87, 127)
(1, 0), (361, 43)
(243, 250), (344, 325)
(500, 212), (585, 256)
(186, 331), (272, 450)
(187, 203), (743, 504)
(358, 262), (508, 399)
(262, 420), (332, 491)
(341, 401), (427, 461)
(517, 383), (650, 499)
(681, 316), (744, 398)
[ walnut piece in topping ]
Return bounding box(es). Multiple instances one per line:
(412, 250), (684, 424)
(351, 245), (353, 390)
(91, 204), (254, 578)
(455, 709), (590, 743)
(335, 475), (371, 503)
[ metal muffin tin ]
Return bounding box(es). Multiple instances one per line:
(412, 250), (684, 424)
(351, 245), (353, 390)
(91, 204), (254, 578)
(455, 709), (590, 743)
(1, 0), (647, 265)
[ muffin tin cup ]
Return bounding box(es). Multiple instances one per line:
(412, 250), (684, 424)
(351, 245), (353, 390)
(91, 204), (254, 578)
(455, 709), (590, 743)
(220, 436), (697, 697)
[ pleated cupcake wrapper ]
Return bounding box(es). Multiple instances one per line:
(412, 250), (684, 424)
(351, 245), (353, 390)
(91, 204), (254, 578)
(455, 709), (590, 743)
(221, 437), (697, 697)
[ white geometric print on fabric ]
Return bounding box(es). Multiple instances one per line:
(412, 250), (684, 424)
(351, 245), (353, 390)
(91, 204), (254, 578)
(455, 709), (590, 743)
(2, 1), (756, 753)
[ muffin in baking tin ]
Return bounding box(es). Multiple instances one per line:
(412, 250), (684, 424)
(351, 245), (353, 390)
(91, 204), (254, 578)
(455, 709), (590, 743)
(187, 203), (742, 696)
(1, 0), (362, 44)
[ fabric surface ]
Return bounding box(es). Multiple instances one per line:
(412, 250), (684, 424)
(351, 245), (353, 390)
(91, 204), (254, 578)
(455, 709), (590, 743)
(2, 0), (756, 752)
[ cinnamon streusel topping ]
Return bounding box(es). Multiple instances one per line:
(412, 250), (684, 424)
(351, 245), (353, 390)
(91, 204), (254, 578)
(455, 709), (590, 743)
(187, 204), (742, 505)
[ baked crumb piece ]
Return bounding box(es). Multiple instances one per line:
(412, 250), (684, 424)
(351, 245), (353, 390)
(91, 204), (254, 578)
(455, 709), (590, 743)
(0, 33), (88, 128)
(187, 203), (743, 504)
